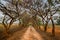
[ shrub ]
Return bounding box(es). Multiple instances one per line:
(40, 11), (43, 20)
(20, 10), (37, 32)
(57, 18), (60, 25)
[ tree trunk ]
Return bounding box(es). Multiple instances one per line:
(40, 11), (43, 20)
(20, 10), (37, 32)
(3, 26), (9, 38)
(44, 21), (48, 32)
(51, 19), (55, 36)
(42, 19), (44, 26)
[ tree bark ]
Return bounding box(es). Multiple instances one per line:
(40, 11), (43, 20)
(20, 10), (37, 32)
(51, 18), (55, 36)
(44, 21), (48, 32)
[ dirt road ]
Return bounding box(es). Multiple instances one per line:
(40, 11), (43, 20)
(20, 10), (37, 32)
(8, 26), (44, 40)
(21, 26), (44, 40)
(7, 25), (60, 40)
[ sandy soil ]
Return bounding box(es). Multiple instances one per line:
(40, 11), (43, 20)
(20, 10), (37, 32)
(21, 26), (44, 40)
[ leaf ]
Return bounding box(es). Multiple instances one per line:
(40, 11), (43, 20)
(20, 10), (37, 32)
(47, 0), (54, 6)
(56, 9), (60, 12)
(18, 0), (23, 2)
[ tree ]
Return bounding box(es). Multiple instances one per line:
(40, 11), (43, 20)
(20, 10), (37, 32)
(47, 0), (60, 36)
(0, 0), (20, 36)
(0, 0), (60, 36)
(57, 17), (60, 25)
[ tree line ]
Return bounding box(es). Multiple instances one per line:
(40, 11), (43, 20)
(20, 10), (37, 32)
(0, 0), (60, 37)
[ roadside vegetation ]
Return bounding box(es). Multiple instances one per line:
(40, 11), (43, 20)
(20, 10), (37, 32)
(0, 0), (60, 40)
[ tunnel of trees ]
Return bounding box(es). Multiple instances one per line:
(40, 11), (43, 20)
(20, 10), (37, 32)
(0, 0), (60, 37)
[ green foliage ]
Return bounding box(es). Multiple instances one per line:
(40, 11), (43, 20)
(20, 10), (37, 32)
(57, 18), (60, 25)
(47, 0), (54, 6)
(37, 19), (42, 26)
(18, 0), (23, 4)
